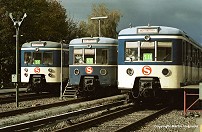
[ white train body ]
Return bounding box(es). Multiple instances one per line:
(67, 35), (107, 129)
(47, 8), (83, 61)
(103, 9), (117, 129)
(118, 65), (186, 90)
(21, 67), (69, 83)
(20, 41), (69, 93)
(118, 26), (202, 96)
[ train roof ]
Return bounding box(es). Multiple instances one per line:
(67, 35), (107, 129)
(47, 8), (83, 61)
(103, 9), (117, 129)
(21, 41), (68, 48)
(119, 26), (202, 49)
(69, 37), (117, 45)
(119, 26), (186, 36)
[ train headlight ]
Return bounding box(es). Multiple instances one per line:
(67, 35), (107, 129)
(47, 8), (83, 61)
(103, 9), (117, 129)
(162, 68), (171, 77)
(24, 73), (28, 77)
(144, 35), (151, 41)
(48, 68), (53, 72)
(87, 44), (92, 48)
(48, 73), (52, 77)
(74, 69), (80, 75)
(24, 68), (28, 72)
(35, 48), (39, 52)
(100, 69), (107, 75)
(126, 68), (134, 76)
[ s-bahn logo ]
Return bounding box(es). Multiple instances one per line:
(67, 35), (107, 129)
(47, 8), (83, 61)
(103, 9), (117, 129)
(142, 66), (152, 75)
(85, 66), (93, 74)
(34, 67), (40, 74)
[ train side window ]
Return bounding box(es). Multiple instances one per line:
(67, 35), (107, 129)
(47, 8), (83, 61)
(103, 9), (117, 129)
(84, 49), (95, 64)
(140, 41), (155, 61)
(96, 49), (108, 64)
(74, 49), (84, 64)
(24, 52), (31, 64)
(157, 42), (172, 61)
(33, 52), (42, 64)
(125, 42), (139, 61)
(43, 52), (53, 65)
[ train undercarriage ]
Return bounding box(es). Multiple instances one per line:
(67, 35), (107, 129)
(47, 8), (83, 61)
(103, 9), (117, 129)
(26, 74), (62, 94)
(130, 77), (163, 104)
(76, 75), (119, 98)
(129, 77), (184, 107)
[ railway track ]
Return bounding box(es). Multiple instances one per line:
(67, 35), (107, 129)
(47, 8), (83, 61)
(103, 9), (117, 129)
(114, 107), (171, 132)
(0, 93), (171, 132)
(56, 104), (171, 131)
(0, 92), (56, 104)
(0, 94), (128, 131)
(0, 98), (85, 118)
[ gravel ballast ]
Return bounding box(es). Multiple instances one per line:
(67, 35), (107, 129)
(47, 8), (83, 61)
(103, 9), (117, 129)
(137, 110), (199, 132)
(0, 97), (200, 131)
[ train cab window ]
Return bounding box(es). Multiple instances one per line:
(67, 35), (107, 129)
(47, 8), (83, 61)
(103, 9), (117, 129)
(157, 42), (172, 61)
(125, 42), (139, 61)
(140, 41), (155, 61)
(84, 49), (95, 64)
(33, 52), (42, 64)
(74, 49), (84, 64)
(24, 52), (31, 64)
(96, 49), (108, 64)
(43, 52), (53, 65)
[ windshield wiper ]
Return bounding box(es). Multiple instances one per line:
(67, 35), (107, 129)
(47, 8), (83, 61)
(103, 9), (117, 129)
(163, 54), (170, 61)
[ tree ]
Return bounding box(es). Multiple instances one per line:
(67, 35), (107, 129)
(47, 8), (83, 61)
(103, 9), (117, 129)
(0, 0), (79, 86)
(77, 21), (89, 38)
(86, 3), (122, 38)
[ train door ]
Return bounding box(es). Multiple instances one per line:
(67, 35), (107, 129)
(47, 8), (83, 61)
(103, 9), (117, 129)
(196, 49), (200, 82)
(182, 41), (188, 83)
(187, 43), (192, 82)
(192, 47), (197, 82)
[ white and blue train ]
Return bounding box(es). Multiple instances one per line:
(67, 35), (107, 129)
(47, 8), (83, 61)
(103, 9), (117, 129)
(21, 41), (69, 93)
(118, 26), (202, 100)
(69, 37), (119, 97)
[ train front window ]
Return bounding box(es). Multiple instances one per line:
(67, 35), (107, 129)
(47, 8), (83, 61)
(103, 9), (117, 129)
(74, 49), (84, 64)
(96, 49), (108, 64)
(33, 52), (42, 64)
(43, 52), (53, 65)
(74, 48), (108, 65)
(125, 42), (139, 61)
(140, 41), (155, 61)
(124, 41), (172, 62)
(24, 52), (31, 64)
(157, 42), (172, 61)
(84, 49), (95, 64)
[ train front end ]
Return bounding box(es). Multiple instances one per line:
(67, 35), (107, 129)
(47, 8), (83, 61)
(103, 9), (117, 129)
(69, 37), (118, 97)
(118, 26), (202, 102)
(21, 41), (69, 93)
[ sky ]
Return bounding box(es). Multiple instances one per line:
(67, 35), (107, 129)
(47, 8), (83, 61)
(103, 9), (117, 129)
(59, 0), (202, 45)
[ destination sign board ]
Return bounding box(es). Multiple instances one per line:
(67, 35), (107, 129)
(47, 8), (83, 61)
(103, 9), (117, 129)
(82, 38), (98, 44)
(31, 43), (45, 47)
(137, 27), (159, 34)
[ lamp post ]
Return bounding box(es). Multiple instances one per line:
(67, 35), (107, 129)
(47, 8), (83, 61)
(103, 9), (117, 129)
(91, 16), (108, 37)
(60, 41), (63, 99)
(9, 13), (27, 107)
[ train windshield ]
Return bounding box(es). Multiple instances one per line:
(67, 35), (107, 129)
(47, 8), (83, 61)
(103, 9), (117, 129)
(24, 52), (32, 64)
(24, 52), (53, 65)
(125, 41), (172, 62)
(43, 52), (53, 65)
(74, 48), (108, 65)
(33, 52), (42, 64)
